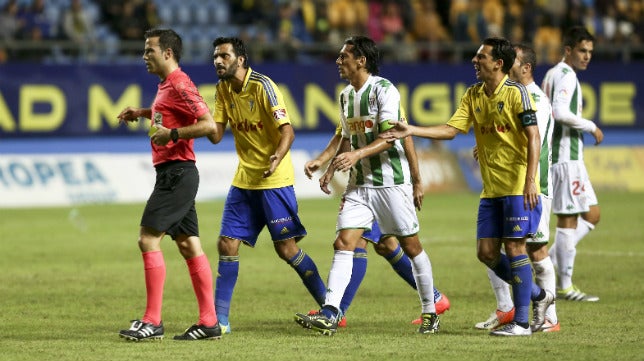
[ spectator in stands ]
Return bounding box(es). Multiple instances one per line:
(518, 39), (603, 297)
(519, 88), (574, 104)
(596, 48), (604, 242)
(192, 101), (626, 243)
(0, 0), (23, 43)
(230, 0), (273, 25)
(367, 0), (412, 43)
(631, 1), (644, 45)
(450, 0), (487, 44)
(410, 0), (451, 62)
(116, 1), (146, 55)
(301, 0), (332, 44)
(96, 0), (124, 33)
(326, 0), (368, 44)
(17, 21), (49, 61)
(268, 0), (312, 62)
(481, 0), (504, 38)
(18, 0), (53, 40)
(138, 0), (162, 31)
(62, 0), (96, 61)
(502, 0), (524, 44)
(533, 16), (562, 64)
(379, 0), (416, 62)
(229, 0), (274, 62)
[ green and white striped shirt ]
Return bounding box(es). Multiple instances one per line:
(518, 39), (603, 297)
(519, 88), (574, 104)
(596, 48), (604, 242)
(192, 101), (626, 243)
(542, 62), (597, 164)
(528, 82), (554, 197)
(339, 75), (411, 188)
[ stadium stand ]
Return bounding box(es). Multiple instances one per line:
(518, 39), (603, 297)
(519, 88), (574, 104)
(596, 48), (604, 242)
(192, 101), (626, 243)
(0, 0), (643, 64)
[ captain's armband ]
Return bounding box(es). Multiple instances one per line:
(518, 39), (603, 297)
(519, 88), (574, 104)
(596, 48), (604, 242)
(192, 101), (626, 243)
(519, 111), (538, 127)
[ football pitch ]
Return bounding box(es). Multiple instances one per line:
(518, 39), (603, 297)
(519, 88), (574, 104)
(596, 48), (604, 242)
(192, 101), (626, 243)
(0, 191), (642, 361)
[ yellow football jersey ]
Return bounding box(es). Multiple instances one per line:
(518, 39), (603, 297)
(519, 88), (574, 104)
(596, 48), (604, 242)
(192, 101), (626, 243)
(448, 75), (539, 198)
(213, 67), (294, 189)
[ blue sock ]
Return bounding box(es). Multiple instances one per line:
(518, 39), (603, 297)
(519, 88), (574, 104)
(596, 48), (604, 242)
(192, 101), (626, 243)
(339, 247), (367, 315)
(491, 253), (512, 281)
(288, 249), (326, 307)
(509, 255), (533, 326)
(385, 244), (442, 300)
(385, 244), (417, 289)
(320, 305), (340, 319)
(215, 256), (239, 326)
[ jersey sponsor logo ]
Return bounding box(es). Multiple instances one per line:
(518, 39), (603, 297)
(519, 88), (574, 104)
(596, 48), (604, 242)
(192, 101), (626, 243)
(270, 216), (293, 224)
(272, 108), (286, 121)
(347, 119), (374, 134)
(230, 119), (263, 132)
(506, 216), (529, 221)
(480, 123), (512, 134)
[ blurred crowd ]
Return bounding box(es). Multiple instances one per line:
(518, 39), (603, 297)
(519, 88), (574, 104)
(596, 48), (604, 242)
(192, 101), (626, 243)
(1, 0), (643, 64)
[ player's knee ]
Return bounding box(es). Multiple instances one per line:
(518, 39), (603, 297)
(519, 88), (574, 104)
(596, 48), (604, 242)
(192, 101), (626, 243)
(477, 249), (498, 267)
(333, 237), (355, 251)
(373, 237), (397, 256)
(399, 239), (423, 258)
(527, 243), (548, 261)
(217, 236), (240, 256)
(274, 238), (299, 260)
(584, 211), (600, 226)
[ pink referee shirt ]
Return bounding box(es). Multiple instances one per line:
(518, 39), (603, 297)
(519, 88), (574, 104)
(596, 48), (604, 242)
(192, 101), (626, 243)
(150, 68), (210, 166)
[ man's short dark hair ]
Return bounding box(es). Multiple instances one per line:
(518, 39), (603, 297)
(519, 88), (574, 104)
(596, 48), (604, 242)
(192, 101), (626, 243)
(513, 43), (537, 74)
(563, 26), (595, 49)
(344, 36), (380, 75)
(213, 37), (249, 68)
(144, 28), (182, 63)
(483, 37), (515, 74)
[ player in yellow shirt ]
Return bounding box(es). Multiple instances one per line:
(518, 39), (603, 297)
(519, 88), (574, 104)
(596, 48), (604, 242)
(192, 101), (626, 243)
(207, 37), (326, 334)
(381, 37), (554, 336)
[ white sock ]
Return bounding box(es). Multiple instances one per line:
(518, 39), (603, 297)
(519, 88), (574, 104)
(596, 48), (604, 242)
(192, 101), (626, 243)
(487, 267), (513, 312)
(323, 250), (354, 309)
(410, 250), (435, 313)
(573, 216), (594, 246)
(554, 227), (576, 290)
(548, 241), (558, 269)
(533, 256), (558, 323)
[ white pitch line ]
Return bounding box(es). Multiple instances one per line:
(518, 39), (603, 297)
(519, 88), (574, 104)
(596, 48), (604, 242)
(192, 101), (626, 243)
(577, 250), (644, 257)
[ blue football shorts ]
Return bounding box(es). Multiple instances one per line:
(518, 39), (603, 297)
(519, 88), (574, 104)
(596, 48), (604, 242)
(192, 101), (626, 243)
(361, 221), (383, 243)
(219, 185), (307, 247)
(477, 195), (542, 239)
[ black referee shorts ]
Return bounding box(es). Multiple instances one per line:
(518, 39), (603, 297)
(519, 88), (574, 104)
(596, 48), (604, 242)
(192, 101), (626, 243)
(141, 161), (200, 239)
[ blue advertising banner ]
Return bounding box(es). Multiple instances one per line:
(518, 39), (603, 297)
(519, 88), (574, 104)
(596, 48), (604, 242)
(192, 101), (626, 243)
(0, 62), (642, 138)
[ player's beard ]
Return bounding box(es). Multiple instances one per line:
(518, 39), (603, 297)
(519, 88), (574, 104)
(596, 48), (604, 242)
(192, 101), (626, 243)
(217, 62), (238, 80)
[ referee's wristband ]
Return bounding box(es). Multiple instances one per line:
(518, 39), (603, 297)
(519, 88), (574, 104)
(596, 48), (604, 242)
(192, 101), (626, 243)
(170, 128), (179, 143)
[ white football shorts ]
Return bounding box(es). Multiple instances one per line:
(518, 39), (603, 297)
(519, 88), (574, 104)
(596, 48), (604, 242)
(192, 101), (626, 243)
(528, 195), (551, 244)
(551, 160), (598, 215)
(336, 184), (419, 237)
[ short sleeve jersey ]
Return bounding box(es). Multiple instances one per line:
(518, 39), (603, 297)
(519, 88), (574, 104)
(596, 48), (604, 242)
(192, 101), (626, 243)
(213, 67), (294, 189)
(448, 75), (538, 198)
(150, 68), (210, 166)
(339, 75), (411, 188)
(541, 61), (585, 164)
(527, 81), (554, 197)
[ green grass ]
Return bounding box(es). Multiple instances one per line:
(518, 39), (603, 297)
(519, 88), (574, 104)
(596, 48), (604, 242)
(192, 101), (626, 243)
(0, 191), (642, 361)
